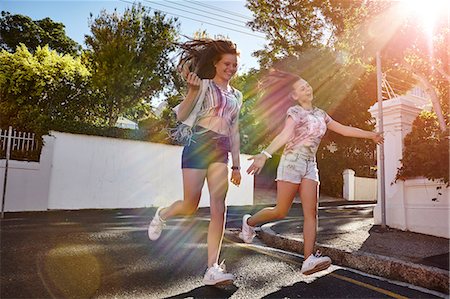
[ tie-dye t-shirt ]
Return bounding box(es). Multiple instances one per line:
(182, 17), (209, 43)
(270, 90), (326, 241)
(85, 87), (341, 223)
(284, 105), (333, 158)
(198, 80), (242, 127)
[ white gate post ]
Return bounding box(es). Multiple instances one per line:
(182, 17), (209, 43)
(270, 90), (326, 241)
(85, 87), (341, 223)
(343, 169), (355, 201)
(369, 95), (427, 229)
(1, 126), (12, 218)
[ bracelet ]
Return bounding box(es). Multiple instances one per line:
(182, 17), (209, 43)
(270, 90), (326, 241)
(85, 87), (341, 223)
(231, 166), (240, 170)
(261, 150), (272, 159)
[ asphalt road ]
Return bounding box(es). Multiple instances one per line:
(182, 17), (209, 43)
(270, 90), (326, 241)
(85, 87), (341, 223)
(0, 207), (445, 298)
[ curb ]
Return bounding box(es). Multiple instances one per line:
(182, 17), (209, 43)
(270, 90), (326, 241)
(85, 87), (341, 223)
(259, 222), (449, 294)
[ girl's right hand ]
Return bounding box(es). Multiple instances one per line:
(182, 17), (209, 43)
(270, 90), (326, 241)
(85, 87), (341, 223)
(246, 154), (267, 175)
(186, 72), (201, 90)
(372, 132), (384, 144)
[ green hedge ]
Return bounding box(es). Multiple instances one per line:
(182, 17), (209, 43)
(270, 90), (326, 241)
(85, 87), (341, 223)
(396, 111), (449, 185)
(49, 119), (173, 144)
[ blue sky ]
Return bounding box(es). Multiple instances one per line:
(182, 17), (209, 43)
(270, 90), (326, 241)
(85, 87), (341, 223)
(3, 0), (266, 72)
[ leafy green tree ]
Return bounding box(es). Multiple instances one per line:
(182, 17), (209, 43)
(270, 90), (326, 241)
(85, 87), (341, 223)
(85, 3), (179, 126)
(245, 0), (391, 66)
(388, 10), (448, 131)
(230, 69), (265, 154)
(336, 3), (448, 128)
(0, 11), (81, 55)
(0, 44), (102, 135)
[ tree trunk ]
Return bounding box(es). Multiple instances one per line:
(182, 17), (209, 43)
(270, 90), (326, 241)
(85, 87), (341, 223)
(411, 72), (447, 132)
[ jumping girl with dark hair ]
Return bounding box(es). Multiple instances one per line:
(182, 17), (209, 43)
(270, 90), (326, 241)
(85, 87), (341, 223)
(240, 70), (384, 275)
(148, 39), (242, 285)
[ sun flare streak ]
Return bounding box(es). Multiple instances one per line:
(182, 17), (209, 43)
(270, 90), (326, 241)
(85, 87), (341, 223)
(399, 0), (450, 33)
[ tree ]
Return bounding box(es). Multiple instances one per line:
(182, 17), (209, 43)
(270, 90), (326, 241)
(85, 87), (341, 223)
(0, 44), (102, 135)
(230, 69), (266, 154)
(245, 0), (391, 66)
(0, 11), (81, 55)
(386, 5), (448, 131)
(336, 2), (448, 130)
(85, 3), (179, 126)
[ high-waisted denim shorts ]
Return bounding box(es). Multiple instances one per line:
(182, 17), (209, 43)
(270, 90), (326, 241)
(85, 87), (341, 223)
(181, 127), (230, 169)
(276, 150), (319, 184)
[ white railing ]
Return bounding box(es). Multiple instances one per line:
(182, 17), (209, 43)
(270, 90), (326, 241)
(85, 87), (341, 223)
(0, 127), (37, 154)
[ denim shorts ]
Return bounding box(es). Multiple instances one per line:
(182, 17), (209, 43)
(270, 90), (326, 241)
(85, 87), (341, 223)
(276, 150), (319, 184)
(181, 127), (230, 169)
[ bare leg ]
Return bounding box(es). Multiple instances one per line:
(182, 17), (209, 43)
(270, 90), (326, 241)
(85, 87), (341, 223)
(159, 168), (207, 220)
(205, 162), (229, 267)
(299, 178), (319, 258)
(247, 181), (298, 227)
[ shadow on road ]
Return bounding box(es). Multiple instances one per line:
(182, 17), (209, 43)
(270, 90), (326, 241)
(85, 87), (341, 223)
(164, 284), (238, 299)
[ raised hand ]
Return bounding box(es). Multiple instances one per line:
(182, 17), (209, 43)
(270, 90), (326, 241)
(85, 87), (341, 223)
(178, 59), (191, 80)
(186, 72), (201, 90)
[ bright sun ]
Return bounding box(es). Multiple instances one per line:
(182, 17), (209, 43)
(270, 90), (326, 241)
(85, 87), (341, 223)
(400, 0), (450, 32)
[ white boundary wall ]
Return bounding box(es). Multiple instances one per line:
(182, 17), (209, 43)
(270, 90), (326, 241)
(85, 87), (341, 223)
(403, 178), (449, 238)
(343, 169), (377, 201)
(369, 94), (449, 238)
(0, 136), (54, 211)
(0, 131), (253, 211)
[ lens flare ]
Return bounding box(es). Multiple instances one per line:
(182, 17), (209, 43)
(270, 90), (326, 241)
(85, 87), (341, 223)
(400, 0), (449, 33)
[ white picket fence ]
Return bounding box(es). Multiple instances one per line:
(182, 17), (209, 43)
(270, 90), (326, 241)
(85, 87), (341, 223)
(0, 127), (38, 154)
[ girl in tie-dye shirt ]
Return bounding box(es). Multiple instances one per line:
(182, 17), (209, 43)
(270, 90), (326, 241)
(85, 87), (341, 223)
(239, 70), (384, 276)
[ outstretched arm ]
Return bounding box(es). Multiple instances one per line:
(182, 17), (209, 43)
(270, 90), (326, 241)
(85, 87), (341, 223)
(327, 120), (384, 144)
(247, 117), (296, 175)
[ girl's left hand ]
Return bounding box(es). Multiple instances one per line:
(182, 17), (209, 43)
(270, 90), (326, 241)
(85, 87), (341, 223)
(372, 132), (384, 144)
(230, 169), (241, 186)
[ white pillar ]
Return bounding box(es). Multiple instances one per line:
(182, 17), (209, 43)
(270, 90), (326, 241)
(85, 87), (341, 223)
(343, 169), (355, 201)
(369, 95), (426, 230)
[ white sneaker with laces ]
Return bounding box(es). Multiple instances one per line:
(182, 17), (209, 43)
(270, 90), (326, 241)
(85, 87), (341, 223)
(239, 214), (256, 243)
(301, 251), (332, 275)
(203, 261), (234, 286)
(148, 207), (165, 241)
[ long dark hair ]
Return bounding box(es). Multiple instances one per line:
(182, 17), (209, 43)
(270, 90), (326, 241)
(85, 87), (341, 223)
(177, 38), (239, 79)
(255, 69), (302, 137)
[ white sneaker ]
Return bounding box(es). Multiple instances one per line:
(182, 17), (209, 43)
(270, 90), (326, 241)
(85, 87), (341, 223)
(203, 261), (234, 286)
(238, 214), (256, 243)
(301, 251), (332, 275)
(148, 207), (165, 241)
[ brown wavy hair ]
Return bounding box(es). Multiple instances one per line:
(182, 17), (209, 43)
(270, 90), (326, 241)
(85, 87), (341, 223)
(176, 38), (239, 79)
(256, 69), (302, 136)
